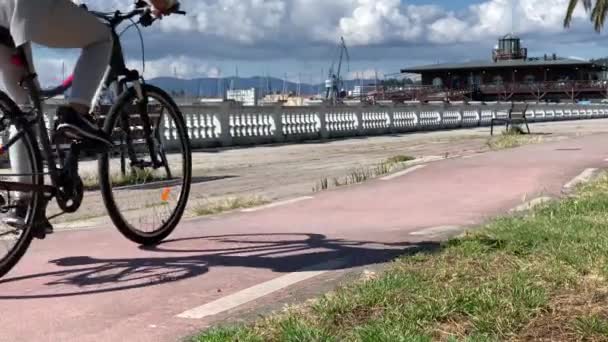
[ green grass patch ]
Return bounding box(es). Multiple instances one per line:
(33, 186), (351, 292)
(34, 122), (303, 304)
(385, 155), (415, 164)
(192, 173), (608, 342)
(82, 168), (167, 190)
(313, 155), (416, 192)
(192, 195), (270, 216)
(574, 315), (608, 338)
(487, 128), (543, 150)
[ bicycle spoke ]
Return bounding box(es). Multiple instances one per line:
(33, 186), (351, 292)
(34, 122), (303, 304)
(154, 106), (172, 179)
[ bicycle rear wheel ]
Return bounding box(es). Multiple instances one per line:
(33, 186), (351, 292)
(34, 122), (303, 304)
(0, 91), (43, 278)
(99, 84), (192, 246)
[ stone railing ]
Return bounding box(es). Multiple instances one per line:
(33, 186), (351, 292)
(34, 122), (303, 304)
(173, 102), (608, 149)
(6, 102), (607, 153)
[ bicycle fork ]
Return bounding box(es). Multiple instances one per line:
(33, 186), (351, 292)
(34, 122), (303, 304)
(119, 80), (163, 172)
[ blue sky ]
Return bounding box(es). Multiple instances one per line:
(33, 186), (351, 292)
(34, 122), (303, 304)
(25, 0), (608, 86)
(408, 0), (476, 10)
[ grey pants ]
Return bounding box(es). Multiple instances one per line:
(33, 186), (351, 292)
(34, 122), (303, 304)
(0, 0), (112, 186)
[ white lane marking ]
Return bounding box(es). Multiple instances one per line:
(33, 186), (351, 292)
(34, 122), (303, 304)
(381, 164), (427, 181)
(176, 258), (349, 319)
(462, 153), (485, 160)
(414, 155), (445, 163)
(54, 218), (102, 230)
(241, 196), (314, 212)
(563, 168), (598, 191)
(510, 196), (554, 213)
(410, 225), (462, 237)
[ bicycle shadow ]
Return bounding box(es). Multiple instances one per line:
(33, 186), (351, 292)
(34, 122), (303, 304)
(0, 233), (439, 299)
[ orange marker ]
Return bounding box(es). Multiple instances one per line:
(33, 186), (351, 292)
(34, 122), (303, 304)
(161, 188), (171, 202)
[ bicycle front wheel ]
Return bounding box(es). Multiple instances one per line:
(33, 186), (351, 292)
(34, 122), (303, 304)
(99, 84), (192, 246)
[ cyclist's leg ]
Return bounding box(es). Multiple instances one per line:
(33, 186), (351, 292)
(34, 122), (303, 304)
(0, 43), (34, 185)
(27, 0), (113, 144)
(0, 43), (51, 233)
(30, 0), (112, 110)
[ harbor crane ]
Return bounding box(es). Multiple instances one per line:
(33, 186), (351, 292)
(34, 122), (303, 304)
(325, 36), (350, 103)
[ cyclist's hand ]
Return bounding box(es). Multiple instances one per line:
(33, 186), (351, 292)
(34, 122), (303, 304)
(148, 0), (177, 15)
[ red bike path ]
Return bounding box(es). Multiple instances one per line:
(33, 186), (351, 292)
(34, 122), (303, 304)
(1, 134), (607, 342)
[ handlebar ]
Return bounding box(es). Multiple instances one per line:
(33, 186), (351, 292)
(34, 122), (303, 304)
(86, 1), (186, 28)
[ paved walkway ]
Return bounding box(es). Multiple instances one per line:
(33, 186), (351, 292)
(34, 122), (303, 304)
(48, 118), (608, 227)
(1, 133), (608, 342)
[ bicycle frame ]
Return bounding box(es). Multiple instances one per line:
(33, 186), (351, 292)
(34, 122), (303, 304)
(0, 8), (159, 203)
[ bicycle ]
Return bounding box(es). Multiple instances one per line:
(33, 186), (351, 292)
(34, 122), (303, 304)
(0, 1), (192, 278)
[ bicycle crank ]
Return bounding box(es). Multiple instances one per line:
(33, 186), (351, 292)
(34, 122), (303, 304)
(57, 177), (84, 213)
(56, 141), (85, 213)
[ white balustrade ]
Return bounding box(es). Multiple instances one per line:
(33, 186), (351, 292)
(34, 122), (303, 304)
(3, 103), (608, 154)
(480, 110), (493, 125)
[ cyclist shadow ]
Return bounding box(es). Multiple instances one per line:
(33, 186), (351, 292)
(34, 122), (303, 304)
(0, 233), (439, 299)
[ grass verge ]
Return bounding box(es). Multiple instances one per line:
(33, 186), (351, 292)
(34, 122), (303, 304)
(192, 196), (270, 216)
(192, 172), (608, 341)
(487, 128), (543, 150)
(82, 168), (167, 190)
(385, 155), (415, 164)
(313, 155), (416, 192)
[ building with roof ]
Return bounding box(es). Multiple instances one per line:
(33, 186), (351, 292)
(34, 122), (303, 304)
(393, 35), (608, 102)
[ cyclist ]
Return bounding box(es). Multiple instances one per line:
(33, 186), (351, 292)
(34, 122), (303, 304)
(0, 0), (177, 235)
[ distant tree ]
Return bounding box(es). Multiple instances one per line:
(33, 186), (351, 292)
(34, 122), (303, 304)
(565, 0), (608, 31)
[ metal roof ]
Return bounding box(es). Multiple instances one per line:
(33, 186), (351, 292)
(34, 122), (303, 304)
(401, 58), (603, 73)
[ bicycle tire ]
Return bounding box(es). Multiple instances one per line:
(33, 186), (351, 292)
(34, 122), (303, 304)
(0, 91), (43, 278)
(99, 84), (192, 246)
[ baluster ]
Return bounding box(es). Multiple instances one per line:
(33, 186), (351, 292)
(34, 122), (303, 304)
(308, 113), (315, 133)
(252, 114), (259, 136)
(238, 114), (245, 136)
(295, 114), (302, 134)
(203, 114), (210, 139)
(163, 115), (171, 140)
(289, 114), (296, 134)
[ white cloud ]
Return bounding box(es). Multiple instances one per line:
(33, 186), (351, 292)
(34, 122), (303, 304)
(338, 1), (443, 45)
(428, 0), (590, 44)
(131, 55), (221, 79)
(157, 0), (287, 43)
(81, 0), (594, 47)
(428, 15), (471, 43)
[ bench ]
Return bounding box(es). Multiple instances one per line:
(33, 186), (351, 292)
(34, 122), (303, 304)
(490, 103), (531, 135)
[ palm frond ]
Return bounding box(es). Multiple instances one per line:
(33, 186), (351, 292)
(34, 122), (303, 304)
(591, 0), (608, 31)
(564, 0), (594, 28)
